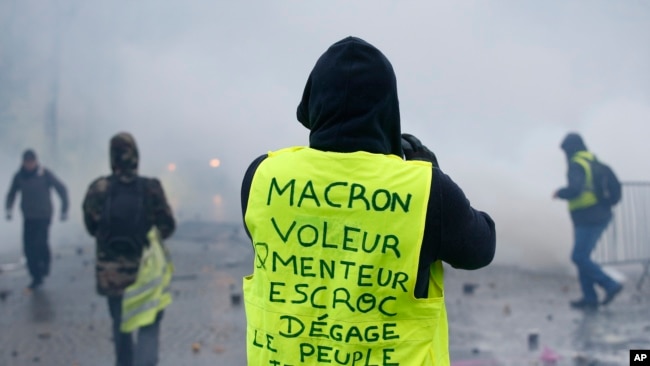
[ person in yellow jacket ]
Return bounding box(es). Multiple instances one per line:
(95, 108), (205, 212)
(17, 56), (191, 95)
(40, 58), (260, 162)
(553, 132), (623, 310)
(241, 37), (496, 365)
(83, 132), (176, 366)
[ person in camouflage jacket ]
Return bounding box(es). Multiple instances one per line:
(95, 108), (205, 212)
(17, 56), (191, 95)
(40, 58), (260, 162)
(82, 132), (175, 366)
(82, 132), (175, 295)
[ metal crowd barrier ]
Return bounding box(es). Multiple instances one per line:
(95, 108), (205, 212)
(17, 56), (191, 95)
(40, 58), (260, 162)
(594, 182), (650, 290)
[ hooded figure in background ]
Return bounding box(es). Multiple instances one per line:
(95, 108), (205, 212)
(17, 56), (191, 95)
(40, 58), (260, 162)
(241, 37), (495, 365)
(83, 132), (175, 366)
(554, 132), (623, 310)
(5, 149), (68, 290)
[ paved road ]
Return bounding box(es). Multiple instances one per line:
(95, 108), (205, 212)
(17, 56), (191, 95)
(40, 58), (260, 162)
(0, 222), (648, 365)
(446, 264), (650, 366)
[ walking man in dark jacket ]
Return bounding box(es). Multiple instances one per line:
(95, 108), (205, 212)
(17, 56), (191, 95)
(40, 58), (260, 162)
(240, 37), (496, 365)
(554, 132), (623, 310)
(5, 149), (69, 290)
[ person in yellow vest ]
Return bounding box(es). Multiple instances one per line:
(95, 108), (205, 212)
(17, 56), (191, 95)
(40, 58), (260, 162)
(83, 132), (176, 366)
(240, 36), (496, 365)
(553, 132), (623, 310)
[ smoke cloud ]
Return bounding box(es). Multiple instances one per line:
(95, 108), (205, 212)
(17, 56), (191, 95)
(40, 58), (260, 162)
(1, 1), (648, 269)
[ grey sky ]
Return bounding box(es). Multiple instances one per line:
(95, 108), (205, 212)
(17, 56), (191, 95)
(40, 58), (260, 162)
(1, 1), (649, 267)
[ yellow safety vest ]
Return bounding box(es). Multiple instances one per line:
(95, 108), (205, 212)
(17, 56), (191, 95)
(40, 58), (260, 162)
(568, 151), (598, 211)
(121, 228), (174, 332)
(244, 146), (449, 365)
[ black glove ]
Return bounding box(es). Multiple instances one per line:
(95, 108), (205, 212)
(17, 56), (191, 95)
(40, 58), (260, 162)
(401, 133), (439, 168)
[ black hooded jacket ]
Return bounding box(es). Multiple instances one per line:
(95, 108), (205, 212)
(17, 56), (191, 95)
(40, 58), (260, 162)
(556, 133), (612, 226)
(241, 37), (496, 298)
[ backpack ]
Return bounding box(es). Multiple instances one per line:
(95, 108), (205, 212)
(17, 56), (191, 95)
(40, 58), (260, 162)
(98, 177), (150, 260)
(590, 159), (622, 207)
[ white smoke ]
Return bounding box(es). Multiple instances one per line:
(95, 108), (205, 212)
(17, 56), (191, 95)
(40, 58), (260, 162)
(0, 1), (648, 269)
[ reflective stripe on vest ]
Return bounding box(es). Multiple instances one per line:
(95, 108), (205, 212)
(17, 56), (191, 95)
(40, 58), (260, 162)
(568, 151), (598, 211)
(121, 229), (173, 333)
(244, 146), (449, 365)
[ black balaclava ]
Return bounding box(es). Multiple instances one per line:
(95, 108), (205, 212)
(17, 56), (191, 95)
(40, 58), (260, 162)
(110, 132), (139, 182)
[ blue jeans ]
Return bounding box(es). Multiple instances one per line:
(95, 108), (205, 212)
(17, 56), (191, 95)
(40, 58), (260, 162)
(108, 297), (164, 366)
(571, 224), (619, 303)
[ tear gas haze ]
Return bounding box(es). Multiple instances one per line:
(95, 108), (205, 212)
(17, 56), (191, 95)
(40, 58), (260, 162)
(1, 1), (649, 271)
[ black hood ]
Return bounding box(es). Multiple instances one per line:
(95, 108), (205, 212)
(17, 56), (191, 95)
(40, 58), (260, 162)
(297, 36), (402, 156)
(560, 132), (588, 156)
